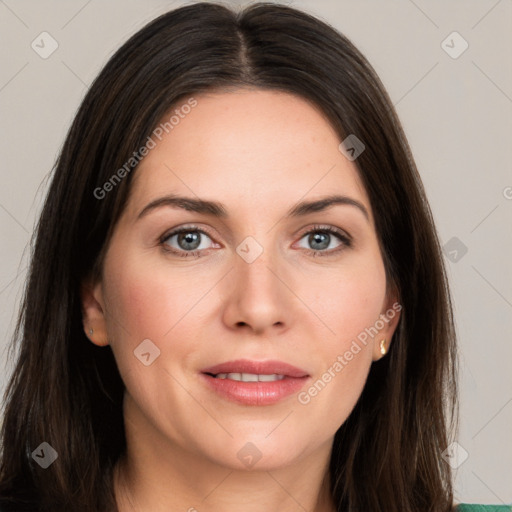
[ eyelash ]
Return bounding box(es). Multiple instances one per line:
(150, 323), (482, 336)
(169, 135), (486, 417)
(159, 224), (352, 259)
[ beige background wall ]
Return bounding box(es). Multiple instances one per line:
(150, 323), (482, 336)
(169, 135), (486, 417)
(1, 0), (511, 504)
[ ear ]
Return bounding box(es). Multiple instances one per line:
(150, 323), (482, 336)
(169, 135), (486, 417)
(371, 285), (402, 361)
(80, 277), (109, 347)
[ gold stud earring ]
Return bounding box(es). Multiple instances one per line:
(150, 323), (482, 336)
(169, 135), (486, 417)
(380, 339), (387, 355)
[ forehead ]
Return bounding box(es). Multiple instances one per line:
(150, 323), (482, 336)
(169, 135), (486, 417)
(126, 89), (371, 222)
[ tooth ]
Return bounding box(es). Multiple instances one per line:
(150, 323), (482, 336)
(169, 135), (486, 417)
(241, 373), (259, 382)
(217, 373), (287, 382)
(258, 374), (277, 382)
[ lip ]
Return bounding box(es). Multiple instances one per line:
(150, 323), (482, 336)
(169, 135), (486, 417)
(200, 359), (310, 406)
(202, 359), (309, 378)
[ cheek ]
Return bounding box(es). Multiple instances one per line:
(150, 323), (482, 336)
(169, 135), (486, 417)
(309, 346), (373, 435)
(295, 254), (385, 419)
(100, 255), (199, 425)
(305, 254), (387, 348)
(101, 250), (212, 393)
(103, 250), (200, 342)
(298, 284), (378, 431)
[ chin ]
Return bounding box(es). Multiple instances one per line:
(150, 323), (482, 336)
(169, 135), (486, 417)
(195, 429), (319, 471)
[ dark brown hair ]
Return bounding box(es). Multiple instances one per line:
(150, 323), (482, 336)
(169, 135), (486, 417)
(0, 2), (457, 511)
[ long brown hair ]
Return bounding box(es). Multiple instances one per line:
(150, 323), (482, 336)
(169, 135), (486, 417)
(0, 2), (457, 511)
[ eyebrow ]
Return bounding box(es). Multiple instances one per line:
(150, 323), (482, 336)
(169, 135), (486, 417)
(136, 194), (370, 222)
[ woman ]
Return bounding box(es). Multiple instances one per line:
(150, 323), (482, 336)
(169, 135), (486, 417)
(0, 2), (507, 511)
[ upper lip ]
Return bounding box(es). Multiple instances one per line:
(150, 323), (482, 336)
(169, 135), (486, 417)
(201, 359), (309, 378)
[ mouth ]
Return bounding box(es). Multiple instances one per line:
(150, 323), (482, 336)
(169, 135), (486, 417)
(200, 359), (310, 406)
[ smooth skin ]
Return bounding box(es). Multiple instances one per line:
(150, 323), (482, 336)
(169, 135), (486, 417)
(81, 89), (401, 512)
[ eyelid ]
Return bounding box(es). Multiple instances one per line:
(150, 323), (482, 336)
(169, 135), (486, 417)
(296, 224), (352, 243)
(159, 224), (217, 243)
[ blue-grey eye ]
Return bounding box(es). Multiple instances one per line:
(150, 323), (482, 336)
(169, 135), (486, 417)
(297, 229), (345, 252)
(162, 229), (214, 252)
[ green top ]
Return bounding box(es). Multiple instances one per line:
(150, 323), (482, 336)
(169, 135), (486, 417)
(457, 506), (512, 511)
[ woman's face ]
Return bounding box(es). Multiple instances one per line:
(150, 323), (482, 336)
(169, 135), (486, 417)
(83, 89), (400, 471)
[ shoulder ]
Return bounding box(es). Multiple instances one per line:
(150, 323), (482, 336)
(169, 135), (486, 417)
(455, 505), (512, 511)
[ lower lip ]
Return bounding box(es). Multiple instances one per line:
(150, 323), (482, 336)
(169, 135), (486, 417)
(200, 374), (309, 406)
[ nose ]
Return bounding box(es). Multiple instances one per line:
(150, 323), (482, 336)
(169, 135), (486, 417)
(221, 246), (293, 336)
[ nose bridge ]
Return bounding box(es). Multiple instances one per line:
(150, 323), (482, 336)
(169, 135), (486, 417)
(236, 235), (284, 300)
(237, 244), (278, 290)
